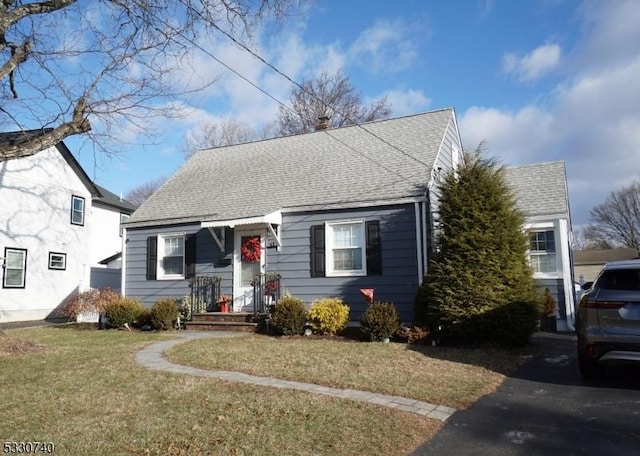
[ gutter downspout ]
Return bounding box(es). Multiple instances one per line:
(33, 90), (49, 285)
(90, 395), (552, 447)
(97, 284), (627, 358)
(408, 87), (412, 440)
(415, 202), (423, 282)
(121, 227), (127, 297)
(421, 200), (428, 277)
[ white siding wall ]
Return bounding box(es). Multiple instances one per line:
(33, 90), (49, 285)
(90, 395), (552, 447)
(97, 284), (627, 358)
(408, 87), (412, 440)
(0, 147), (92, 322)
(90, 204), (124, 265)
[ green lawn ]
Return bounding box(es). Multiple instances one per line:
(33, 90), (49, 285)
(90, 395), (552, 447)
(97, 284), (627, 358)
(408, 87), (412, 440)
(1, 326), (443, 455)
(166, 333), (533, 409)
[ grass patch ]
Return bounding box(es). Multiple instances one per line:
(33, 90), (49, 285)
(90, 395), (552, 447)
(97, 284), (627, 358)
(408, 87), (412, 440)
(1, 327), (440, 455)
(167, 335), (535, 409)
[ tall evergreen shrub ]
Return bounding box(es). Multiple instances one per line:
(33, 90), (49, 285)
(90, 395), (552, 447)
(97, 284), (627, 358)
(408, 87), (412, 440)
(415, 148), (539, 346)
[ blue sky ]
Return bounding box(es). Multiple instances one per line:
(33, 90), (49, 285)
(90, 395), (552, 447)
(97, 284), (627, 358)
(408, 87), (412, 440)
(70, 0), (640, 228)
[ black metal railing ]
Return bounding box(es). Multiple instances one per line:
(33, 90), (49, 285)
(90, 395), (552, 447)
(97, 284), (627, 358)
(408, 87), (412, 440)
(186, 276), (221, 318)
(252, 272), (281, 314)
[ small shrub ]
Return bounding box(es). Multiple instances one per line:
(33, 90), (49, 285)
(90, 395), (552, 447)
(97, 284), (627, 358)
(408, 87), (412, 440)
(151, 298), (180, 330)
(104, 298), (145, 328)
(270, 296), (307, 336)
(308, 297), (350, 335)
(134, 308), (153, 329)
(540, 288), (556, 317)
(395, 325), (430, 344)
(360, 301), (400, 342)
(59, 288), (121, 318)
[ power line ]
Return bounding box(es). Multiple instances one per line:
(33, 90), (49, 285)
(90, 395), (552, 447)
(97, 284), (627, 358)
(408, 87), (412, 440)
(179, 1), (436, 171)
(150, 6), (432, 186)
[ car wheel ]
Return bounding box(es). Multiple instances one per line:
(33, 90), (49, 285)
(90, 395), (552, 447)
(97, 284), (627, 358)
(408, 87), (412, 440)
(577, 348), (605, 380)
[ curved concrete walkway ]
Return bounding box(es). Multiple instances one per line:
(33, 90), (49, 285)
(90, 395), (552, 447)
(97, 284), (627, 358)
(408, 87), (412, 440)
(135, 331), (456, 422)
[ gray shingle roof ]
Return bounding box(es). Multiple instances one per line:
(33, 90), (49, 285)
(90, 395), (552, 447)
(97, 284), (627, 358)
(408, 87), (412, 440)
(574, 248), (639, 265)
(94, 184), (138, 213)
(504, 161), (569, 218)
(127, 108), (456, 227)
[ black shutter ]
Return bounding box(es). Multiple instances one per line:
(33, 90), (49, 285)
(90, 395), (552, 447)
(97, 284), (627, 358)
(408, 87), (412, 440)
(310, 225), (325, 277)
(185, 233), (197, 279)
(146, 236), (157, 280)
(366, 220), (382, 275)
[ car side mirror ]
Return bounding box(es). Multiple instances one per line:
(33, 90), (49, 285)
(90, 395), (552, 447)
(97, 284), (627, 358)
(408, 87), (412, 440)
(581, 282), (593, 290)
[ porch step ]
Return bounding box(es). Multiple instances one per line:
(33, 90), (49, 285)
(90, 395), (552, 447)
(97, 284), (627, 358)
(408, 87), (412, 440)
(184, 320), (258, 333)
(190, 312), (254, 323)
(184, 312), (259, 333)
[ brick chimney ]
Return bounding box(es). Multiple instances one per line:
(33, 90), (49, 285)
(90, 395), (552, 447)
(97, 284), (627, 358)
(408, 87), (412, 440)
(315, 115), (330, 131)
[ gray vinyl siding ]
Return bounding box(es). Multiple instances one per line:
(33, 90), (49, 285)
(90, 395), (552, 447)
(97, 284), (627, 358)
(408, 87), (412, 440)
(425, 117), (461, 259)
(125, 204), (421, 320)
(124, 223), (233, 306)
(268, 204), (419, 322)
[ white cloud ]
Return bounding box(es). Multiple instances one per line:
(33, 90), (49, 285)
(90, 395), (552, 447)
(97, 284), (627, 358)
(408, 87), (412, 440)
(463, 65), (640, 227)
(384, 89), (432, 116)
(573, 0), (640, 73)
(349, 18), (422, 73)
(502, 43), (561, 82)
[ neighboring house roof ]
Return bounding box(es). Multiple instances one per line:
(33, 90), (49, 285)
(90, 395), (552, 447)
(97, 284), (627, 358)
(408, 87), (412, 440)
(0, 129), (101, 198)
(99, 251), (122, 265)
(126, 108), (458, 228)
(574, 248), (639, 265)
(94, 184), (138, 213)
(504, 161), (569, 219)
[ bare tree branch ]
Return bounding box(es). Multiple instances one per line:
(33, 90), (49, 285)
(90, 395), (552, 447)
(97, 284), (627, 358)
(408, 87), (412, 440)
(588, 180), (640, 250)
(275, 69), (392, 136)
(0, 0), (299, 161)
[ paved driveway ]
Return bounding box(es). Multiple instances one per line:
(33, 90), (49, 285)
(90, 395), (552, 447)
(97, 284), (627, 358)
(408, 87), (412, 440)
(413, 333), (640, 456)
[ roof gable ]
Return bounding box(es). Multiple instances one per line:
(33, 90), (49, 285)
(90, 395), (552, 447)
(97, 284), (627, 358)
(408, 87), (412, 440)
(128, 108), (457, 227)
(504, 161), (569, 218)
(0, 130), (101, 198)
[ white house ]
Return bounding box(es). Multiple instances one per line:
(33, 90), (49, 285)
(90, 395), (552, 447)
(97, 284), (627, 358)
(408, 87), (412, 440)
(0, 130), (134, 322)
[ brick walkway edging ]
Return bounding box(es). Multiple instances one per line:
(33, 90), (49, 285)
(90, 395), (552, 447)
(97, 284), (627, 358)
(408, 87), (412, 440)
(135, 331), (456, 422)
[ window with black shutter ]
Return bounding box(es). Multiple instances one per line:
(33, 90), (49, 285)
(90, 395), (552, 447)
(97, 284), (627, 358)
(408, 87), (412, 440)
(311, 220), (382, 277)
(310, 225), (326, 277)
(146, 236), (157, 280)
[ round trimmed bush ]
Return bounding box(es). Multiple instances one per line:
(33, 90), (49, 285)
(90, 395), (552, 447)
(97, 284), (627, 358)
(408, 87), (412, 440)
(270, 296), (307, 336)
(360, 301), (400, 342)
(104, 298), (145, 328)
(151, 298), (180, 330)
(308, 297), (350, 335)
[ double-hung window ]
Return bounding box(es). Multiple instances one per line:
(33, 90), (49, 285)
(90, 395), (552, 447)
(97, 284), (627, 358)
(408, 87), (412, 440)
(71, 195), (85, 225)
(529, 230), (557, 273)
(326, 221), (366, 276)
(3, 248), (27, 288)
(159, 234), (185, 279)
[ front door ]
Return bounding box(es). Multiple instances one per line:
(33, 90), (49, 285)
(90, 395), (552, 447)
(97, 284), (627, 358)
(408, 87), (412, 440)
(233, 229), (265, 312)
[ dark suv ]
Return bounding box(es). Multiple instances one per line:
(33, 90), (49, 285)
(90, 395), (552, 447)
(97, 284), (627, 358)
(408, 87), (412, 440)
(575, 259), (640, 379)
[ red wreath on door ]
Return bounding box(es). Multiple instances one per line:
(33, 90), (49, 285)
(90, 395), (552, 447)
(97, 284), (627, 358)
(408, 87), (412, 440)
(241, 236), (261, 263)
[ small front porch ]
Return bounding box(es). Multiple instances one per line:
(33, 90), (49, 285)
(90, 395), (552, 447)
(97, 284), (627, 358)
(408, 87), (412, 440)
(183, 273), (281, 332)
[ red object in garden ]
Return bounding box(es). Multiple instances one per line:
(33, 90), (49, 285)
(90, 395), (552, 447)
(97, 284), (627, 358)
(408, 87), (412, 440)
(360, 288), (374, 304)
(220, 303), (229, 313)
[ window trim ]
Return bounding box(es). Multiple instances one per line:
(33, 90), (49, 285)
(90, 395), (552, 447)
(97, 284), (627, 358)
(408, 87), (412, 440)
(157, 233), (186, 280)
(527, 226), (559, 277)
(48, 252), (67, 270)
(70, 195), (85, 226)
(325, 220), (367, 277)
(3, 247), (27, 288)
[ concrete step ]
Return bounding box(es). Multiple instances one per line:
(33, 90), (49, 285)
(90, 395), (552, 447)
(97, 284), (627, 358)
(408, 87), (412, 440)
(190, 312), (254, 323)
(184, 320), (259, 333)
